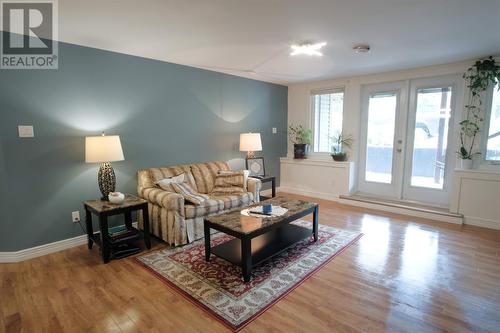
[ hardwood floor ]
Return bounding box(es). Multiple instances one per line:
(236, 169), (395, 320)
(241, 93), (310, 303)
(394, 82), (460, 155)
(1, 193), (499, 333)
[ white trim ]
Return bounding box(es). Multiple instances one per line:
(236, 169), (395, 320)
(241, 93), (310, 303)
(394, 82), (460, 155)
(337, 198), (463, 224)
(464, 216), (500, 230)
(0, 234), (88, 263)
(277, 186), (462, 224)
(0, 222), (139, 263)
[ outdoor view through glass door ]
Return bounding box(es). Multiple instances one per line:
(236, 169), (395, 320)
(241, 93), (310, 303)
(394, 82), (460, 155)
(358, 76), (460, 206)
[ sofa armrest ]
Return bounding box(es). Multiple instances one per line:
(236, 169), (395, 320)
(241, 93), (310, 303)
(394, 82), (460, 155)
(138, 187), (185, 214)
(247, 178), (262, 202)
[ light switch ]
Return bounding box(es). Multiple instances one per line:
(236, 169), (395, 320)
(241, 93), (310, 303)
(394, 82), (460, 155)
(18, 125), (34, 138)
(272, 127), (277, 134)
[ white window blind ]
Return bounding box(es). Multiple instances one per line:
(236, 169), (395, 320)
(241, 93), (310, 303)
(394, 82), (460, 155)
(312, 90), (344, 153)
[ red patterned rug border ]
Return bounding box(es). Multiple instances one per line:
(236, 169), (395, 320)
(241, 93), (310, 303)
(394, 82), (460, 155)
(133, 232), (363, 332)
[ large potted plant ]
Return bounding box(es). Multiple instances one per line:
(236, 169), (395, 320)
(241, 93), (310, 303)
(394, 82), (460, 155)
(330, 133), (353, 161)
(460, 56), (500, 169)
(288, 124), (312, 159)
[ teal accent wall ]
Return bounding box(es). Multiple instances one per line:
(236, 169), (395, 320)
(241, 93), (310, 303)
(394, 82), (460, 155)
(0, 42), (287, 251)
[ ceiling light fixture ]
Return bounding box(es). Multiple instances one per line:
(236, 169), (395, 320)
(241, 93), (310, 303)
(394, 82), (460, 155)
(353, 44), (370, 54)
(290, 42), (327, 56)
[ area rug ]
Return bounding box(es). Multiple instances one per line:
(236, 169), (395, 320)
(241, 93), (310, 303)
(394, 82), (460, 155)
(134, 220), (362, 331)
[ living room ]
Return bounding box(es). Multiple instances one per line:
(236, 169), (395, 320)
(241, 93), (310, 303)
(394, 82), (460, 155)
(0, 1), (499, 332)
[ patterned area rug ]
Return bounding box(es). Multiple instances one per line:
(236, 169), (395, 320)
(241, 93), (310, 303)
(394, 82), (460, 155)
(134, 221), (362, 331)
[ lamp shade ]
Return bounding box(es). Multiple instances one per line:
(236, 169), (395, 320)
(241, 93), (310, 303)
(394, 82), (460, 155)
(239, 133), (262, 152)
(85, 135), (124, 163)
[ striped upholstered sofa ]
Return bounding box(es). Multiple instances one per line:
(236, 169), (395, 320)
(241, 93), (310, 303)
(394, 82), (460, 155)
(137, 161), (261, 246)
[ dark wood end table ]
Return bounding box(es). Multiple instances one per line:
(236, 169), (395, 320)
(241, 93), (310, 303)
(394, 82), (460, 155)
(251, 175), (276, 200)
(83, 194), (151, 263)
(204, 197), (319, 282)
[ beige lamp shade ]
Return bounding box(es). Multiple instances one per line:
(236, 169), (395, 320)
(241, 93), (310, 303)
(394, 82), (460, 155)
(85, 135), (125, 163)
(239, 133), (262, 152)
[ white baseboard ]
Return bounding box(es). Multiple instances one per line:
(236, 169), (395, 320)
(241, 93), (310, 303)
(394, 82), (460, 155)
(337, 198), (463, 224)
(277, 185), (463, 225)
(463, 216), (500, 230)
(0, 222), (139, 263)
(0, 234), (88, 263)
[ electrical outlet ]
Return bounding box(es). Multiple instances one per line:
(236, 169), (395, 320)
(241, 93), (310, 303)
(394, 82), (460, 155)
(72, 211), (80, 223)
(272, 127), (277, 134)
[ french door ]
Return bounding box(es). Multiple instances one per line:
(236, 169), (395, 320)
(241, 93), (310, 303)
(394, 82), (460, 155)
(358, 75), (461, 206)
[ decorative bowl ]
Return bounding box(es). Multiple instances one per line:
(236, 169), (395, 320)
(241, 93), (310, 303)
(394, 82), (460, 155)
(108, 192), (125, 204)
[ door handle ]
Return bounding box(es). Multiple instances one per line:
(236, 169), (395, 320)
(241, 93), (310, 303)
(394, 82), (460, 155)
(397, 148), (402, 153)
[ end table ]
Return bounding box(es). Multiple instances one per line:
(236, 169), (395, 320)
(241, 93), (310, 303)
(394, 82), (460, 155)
(252, 175), (276, 200)
(83, 194), (151, 263)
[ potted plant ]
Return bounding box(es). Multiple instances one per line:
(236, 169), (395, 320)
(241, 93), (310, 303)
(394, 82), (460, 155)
(288, 124), (312, 159)
(330, 133), (353, 161)
(458, 120), (480, 169)
(460, 56), (500, 169)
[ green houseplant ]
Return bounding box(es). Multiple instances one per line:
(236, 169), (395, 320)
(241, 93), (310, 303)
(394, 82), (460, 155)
(288, 124), (312, 159)
(330, 133), (353, 161)
(460, 56), (500, 169)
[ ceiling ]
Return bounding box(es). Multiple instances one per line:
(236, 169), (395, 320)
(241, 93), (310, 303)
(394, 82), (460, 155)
(51, 0), (500, 83)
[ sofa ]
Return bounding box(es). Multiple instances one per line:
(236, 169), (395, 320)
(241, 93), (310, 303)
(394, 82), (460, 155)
(137, 161), (261, 246)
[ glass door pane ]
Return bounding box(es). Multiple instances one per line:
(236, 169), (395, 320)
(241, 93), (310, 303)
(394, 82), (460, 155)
(410, 87), (451, 189)
(365, 92), (398, 184)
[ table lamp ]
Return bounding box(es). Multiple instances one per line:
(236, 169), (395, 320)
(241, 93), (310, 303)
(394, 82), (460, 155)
(239, 132), (262, 158)
(85, 133), (125, 201)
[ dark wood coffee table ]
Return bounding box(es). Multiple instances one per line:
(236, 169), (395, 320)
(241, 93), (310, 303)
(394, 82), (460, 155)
(204, 197), (319, 282)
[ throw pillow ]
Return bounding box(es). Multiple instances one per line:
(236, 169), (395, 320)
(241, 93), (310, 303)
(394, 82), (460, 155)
(215, 170), (246, 188)
(211, 186), (246, 196)
(156, 173), (186, 191)
(171, 182), (209, 205)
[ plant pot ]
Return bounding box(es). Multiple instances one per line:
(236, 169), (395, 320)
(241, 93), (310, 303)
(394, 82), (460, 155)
(460, 159), (473, 170)
(331, 152), (348, 162)
(293, 144), (309, 159)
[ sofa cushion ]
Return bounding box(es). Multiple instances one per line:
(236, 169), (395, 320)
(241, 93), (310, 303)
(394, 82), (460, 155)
(215, 192), (254, 210)
(171, 182), (210, 205)
(190, 161), (230, 194)
(184, 198), (225, 219)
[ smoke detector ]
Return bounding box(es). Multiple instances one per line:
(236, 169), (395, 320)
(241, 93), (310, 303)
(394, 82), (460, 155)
(353, 44), (370, 54)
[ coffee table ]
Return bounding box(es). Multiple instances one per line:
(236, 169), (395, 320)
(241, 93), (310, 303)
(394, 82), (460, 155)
(204, 197), (319, 282)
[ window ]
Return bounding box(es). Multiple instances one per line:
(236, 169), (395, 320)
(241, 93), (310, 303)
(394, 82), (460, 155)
(485, 81), (500, 161)
(312, 90), (344, 153)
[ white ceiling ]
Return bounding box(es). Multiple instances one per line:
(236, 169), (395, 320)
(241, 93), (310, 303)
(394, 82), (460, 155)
(55, 0), (500, 84)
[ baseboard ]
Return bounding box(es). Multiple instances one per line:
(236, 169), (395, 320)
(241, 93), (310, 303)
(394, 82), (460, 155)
(463, 216), (500, 230)
(337, 198), (463, 224)
(277, 185), (463, 225)
(0, 222), (139, 263)
(0, 234), (88, 263)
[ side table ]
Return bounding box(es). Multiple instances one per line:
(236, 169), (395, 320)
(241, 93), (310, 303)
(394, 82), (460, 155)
(83, 194), (151, 263)
(252, 175), (276, 200)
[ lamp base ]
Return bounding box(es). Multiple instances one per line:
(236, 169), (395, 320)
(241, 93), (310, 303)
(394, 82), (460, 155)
(246, 151), (255, 158)
(98, 162), (116, 201)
